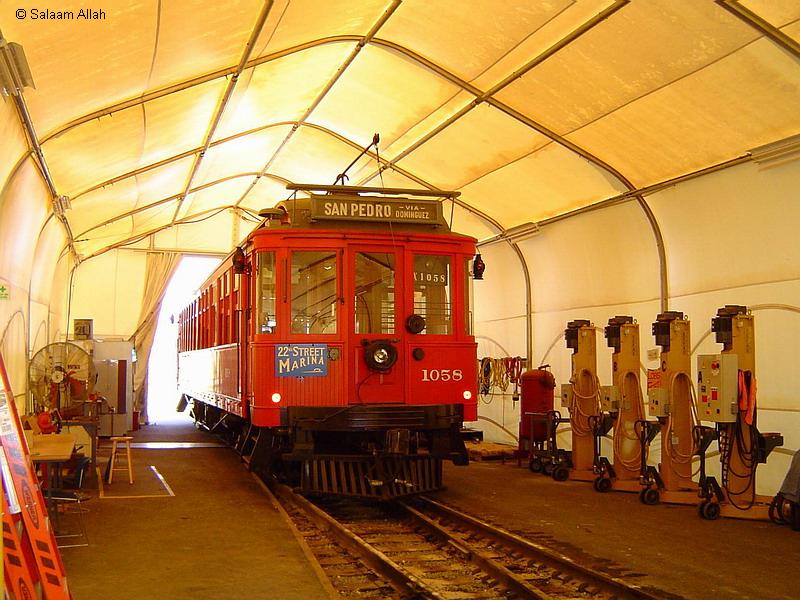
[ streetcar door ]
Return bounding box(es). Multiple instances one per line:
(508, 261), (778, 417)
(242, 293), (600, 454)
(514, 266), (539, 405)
(349, 247), (404, 403)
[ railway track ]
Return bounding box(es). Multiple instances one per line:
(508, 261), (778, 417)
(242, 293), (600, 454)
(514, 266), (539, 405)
(268, 482), (670, 599)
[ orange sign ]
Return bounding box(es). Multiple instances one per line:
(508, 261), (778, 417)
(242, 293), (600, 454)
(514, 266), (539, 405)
(0, 354), (71, 599)
(646, 368), (662, 390)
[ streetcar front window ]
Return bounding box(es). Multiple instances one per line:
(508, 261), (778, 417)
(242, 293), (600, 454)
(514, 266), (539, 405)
(291, 251), (338, 334)
(413, 254), (452, 335)
(257, 252), (277, 334)
(355, 252), (395, 334)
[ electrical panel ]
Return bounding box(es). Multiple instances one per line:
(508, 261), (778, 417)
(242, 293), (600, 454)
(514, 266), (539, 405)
(697, 353), (738, 422)
(560, 384), (573, 411)
(599, 385), (619, 413)
(648, 387), (670, 417)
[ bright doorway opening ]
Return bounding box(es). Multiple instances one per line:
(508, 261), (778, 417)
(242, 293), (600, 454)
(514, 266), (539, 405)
(147, 255), (221, 423)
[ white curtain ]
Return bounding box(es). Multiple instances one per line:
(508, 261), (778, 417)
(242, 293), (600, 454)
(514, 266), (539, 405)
(128, 252), (180, 424)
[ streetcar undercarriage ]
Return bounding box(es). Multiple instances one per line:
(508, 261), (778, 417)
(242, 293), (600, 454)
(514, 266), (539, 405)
(189, 398), (468, 500)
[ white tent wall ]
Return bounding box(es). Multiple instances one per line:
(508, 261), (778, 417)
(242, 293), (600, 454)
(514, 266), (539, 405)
(28, 216), (67, 367)
(0, 100), (53, 410)
(471, 157), (799, 495)
(68, 250), (147, 338)
(473, 241), (528, 444)
(473, 200), (662, 446)
(650, 157), (800, 494)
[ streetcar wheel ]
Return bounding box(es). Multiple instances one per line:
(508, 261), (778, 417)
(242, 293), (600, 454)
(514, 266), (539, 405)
(701, 501), (721, 520)
(594, 477), (611, 493)
(552, 466), (569, 482)
(642, 488), (660, 505)
(529, 458), (543, 473)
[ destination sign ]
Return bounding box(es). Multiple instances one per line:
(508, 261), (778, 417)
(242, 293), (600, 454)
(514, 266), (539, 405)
(309, 194), (442, 225)
(275, 344), (328, 378)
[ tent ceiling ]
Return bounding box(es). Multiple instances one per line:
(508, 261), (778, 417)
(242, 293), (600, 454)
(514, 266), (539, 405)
(2, 0), (798, 262)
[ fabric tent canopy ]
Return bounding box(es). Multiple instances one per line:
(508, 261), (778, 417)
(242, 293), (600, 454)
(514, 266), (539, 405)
(1, 0), (797, 265)
(1, 1), (799, 462)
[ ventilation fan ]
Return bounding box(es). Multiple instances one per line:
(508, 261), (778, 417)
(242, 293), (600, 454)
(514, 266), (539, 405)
(28, 342), (95, 414)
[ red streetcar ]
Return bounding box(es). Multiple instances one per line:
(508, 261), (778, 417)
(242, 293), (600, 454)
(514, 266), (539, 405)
(178, 184), (478, 499)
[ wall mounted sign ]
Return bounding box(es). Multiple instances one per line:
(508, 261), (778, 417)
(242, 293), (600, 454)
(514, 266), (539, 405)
(309, 194), (442, 225)
(275, 344), (328, 377)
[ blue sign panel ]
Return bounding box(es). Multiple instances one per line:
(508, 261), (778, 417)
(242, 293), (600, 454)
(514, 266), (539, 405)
(275, 344), (328, 377)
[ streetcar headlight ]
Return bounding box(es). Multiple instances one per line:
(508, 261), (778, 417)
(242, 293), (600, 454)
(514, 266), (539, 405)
(463, 390), (473, 400)
(373, 348), (390, 364)
(271, 393), (281, 403)
(363, 339), (398, 373)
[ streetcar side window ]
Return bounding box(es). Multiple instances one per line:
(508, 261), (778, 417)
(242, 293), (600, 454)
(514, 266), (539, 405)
(257, 252), (277, 334)
(291, 251), (338, 334)
(355, 252), (395, 334)
(413, 254), (452, 335)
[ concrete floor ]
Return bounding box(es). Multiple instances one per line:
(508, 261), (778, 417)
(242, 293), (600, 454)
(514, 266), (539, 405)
(61, 423), (798, 599)
(60, 420), (329, 600)
(434, 460), (799, 600)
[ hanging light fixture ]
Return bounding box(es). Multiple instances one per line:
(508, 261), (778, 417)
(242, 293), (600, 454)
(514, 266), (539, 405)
(0, 37), (35, 99)
(232, 247), (249, 274)
(472, 253), (485, 280)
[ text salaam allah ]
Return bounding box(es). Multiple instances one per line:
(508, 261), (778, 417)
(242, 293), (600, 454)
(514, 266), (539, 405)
(29, 9), (106, 20)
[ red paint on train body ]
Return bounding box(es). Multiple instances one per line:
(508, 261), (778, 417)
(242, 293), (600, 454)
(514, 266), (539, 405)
(177, 201), (478, 431)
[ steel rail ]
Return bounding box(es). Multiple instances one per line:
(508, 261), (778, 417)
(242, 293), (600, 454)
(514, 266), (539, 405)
(271, 483), (439, 599)
(398, 501), (552, 599)
(414, 495), (664, 600)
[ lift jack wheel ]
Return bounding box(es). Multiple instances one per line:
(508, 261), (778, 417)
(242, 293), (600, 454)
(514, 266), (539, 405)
(699, 500), (721, 520)
(552, 466), (569, 482)
(639, 487), (660, 505)
(593, 476), (612, 493)
(529, 458), (543, 473)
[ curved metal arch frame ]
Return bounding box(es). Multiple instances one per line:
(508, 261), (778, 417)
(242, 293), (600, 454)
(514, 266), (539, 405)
(72, 171), (291, 242)
(62, 120), (496, 242)
(77, 204), (255, 261)
(32, 1), (668, 316)
(24, 0), (766, 332)
(169, 0), (275, 226)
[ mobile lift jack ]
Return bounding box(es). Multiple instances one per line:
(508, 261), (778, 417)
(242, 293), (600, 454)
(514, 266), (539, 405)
(637, 312), (700, 507)
(692, 305), (783, 520)
(561, 319), (602, 483)
(591, 317), (658, 495)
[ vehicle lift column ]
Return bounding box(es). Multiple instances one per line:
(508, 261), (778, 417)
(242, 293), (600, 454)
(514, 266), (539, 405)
(695, 305), (783, 520)
(595, 316), (652, 494)
(641, 311), (698, 505)
(562, 320), (600, 483)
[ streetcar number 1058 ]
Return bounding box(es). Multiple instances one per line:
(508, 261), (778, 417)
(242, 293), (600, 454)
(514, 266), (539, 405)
(421, 369), (463, 382)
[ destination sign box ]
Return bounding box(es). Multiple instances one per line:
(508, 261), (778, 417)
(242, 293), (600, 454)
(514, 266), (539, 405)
(309, 194), (442, 225)
(275, 344), (328, 377)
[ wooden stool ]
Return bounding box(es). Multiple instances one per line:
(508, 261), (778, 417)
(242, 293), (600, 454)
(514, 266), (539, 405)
(108, 436), (134, 484)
